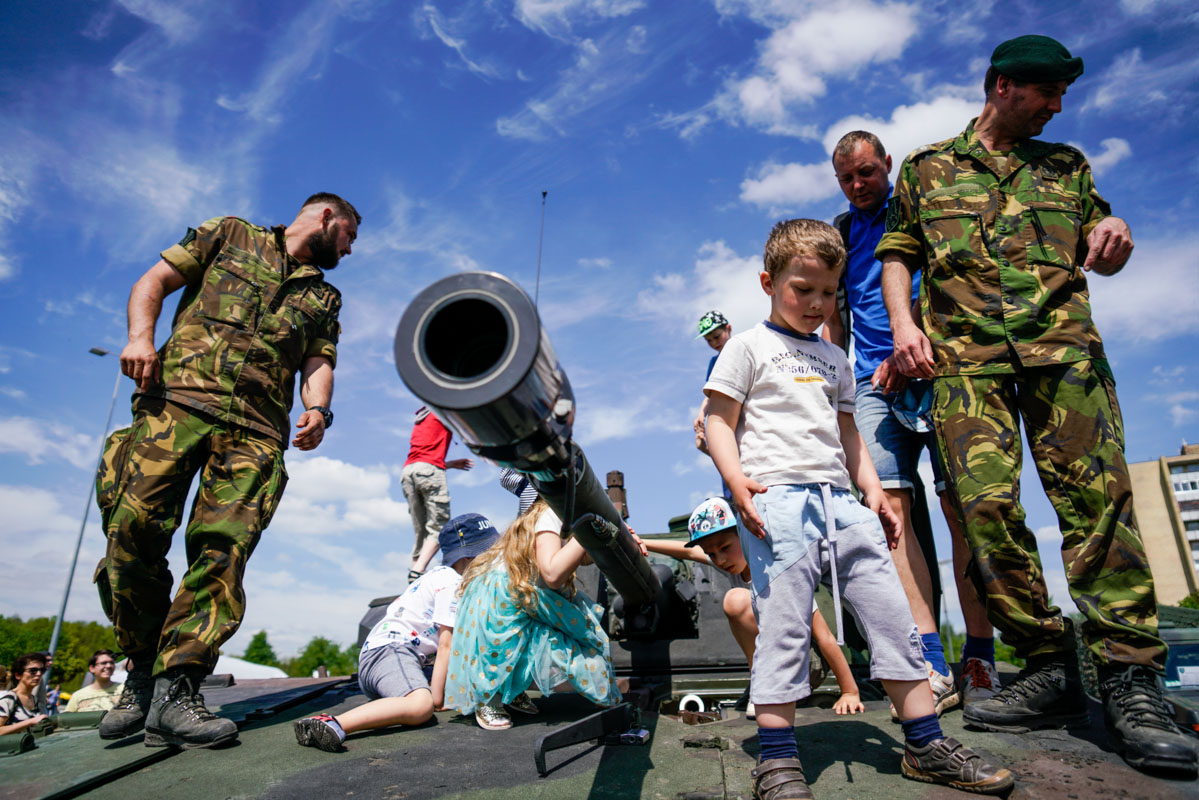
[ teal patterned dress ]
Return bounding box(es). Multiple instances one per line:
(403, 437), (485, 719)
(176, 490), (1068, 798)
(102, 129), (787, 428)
(443, 566), (621, 714)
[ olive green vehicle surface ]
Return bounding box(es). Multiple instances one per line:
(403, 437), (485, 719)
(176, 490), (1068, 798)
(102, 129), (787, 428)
(4, 669), (1197, 799)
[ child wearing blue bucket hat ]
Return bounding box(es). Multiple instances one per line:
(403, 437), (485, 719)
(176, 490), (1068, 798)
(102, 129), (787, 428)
(293, 513), (501, 752)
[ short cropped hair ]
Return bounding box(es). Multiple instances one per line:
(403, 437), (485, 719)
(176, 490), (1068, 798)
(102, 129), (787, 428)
(89, 649), (116, 668)
(983, 66), (1027, 98)
(302, 192), (361, 225)
(832, 130), (886, 164)
(763, 218), (846, 280)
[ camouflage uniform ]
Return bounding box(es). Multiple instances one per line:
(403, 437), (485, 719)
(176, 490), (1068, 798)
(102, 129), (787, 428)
(95, 217), (341, 676)
(876, 120), (1164, 670)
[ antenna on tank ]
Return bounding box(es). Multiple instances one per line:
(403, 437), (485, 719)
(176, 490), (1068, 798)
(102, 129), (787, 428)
(534, 190), (547, 307)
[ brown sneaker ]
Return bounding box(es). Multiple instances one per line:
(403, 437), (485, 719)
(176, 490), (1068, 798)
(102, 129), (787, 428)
(751, 757), (813, 800)
(901, 736), (1014, 794)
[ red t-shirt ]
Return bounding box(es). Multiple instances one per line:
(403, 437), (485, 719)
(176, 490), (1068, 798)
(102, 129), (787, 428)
(404, 414), (452, 469)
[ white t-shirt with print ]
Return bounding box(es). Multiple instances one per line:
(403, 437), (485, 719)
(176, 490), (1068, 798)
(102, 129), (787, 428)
(361, 566), (461, 664)
(704, 321), (855, 489)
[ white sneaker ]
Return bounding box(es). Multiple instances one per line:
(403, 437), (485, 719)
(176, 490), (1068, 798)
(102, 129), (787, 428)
(960, 657), (1001, 704)
(891, 661), (961, 720)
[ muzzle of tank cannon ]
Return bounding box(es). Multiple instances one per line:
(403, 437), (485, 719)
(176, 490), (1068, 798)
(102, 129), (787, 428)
(394, 271), (662, 614)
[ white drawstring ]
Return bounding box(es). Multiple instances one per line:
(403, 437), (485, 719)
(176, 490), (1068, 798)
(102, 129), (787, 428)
(818, 484), (844, 646)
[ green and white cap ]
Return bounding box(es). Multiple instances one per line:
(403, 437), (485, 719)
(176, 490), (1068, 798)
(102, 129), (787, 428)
(696, 310), (729, 339)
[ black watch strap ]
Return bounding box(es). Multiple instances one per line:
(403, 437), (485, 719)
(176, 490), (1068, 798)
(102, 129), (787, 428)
(308, 405), (333, 429)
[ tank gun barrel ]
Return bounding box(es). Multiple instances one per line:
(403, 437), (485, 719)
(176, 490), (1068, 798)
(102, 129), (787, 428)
(394, 271), (660, 607)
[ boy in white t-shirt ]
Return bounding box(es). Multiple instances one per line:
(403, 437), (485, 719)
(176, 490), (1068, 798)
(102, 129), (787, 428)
(703, 218), (1013, 798)
(293, 513), (500, 752)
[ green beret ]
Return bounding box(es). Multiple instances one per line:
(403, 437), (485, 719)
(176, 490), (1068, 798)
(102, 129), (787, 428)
(991, 34), (1083, 84)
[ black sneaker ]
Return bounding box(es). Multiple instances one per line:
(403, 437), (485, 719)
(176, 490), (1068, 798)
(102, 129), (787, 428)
(901, 736), (1014, 794)
(1100, 665), (1198, 775)
(98, 668), (154, 740)
(750, 757), (813, 800)
(144, 673), (238, 749)
(961, 654), (1089, 733)
(294, 714), (345, 752)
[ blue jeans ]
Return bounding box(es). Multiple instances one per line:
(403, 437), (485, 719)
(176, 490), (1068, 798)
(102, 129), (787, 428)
(854, 376), (945, 494)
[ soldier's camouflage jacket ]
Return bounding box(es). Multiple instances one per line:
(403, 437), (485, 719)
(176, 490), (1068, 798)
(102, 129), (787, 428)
(142, 216), (341, 444)
(875, 119), (1110, 376)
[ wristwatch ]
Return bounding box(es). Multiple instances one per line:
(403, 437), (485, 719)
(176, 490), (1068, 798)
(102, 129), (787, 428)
(308, 405), (333, 429)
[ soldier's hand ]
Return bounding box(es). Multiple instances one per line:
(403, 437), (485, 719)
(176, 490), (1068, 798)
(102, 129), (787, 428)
(446, 458), (473, 471)
(891, 322), (935, 379)
(730, 478), (768, 539)
(1084, 217), (1134, 275)
(872, 356), (908, 395)
(120, 339), (161, 392)
(292, 410), (325, 451)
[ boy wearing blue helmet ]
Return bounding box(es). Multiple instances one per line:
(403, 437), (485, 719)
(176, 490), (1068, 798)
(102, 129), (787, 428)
(643, 497), (865, 717)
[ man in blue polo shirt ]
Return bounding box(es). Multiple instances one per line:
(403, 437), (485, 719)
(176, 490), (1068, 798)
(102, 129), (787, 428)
(823, 130), (997, 712)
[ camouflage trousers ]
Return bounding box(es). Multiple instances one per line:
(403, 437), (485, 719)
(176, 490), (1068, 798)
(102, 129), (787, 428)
(932, 359), (1165, 670)
(94, 398), (288, 677)
(399, 462), (449, 562)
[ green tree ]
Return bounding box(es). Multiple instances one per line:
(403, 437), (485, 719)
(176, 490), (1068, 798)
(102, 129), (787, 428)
(0, 616), (118, 691)
(1180, 591), (1199, 610)
(242, 631), (279, 667)
(282, 636), (357, 678)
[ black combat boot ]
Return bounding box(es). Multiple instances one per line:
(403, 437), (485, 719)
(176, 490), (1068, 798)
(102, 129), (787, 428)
(98, 667), (154, 740)
(144, 672), (238, 749)
(961, 653), (1089, 732)
(1100, 664), (1198, 775)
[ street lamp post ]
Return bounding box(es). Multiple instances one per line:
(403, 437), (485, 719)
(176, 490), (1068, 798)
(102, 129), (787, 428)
(46, 348), (123, 685)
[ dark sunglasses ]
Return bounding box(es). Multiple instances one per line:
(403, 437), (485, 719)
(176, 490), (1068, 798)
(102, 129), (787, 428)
(23, 667), (45, 675)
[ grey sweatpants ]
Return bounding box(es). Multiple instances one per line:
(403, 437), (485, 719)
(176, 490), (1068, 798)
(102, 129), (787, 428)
(743, 484), (925, 706)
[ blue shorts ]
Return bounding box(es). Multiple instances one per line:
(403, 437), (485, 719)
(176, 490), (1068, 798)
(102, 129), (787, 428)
(855, 376), (945, 494)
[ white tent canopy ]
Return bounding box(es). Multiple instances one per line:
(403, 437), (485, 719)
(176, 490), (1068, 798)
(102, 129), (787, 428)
(213, 654), (288, 679)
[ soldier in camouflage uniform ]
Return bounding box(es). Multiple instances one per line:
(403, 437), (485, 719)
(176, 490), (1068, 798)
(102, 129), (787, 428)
(876, 36), (1196, 774)
(95, 193), (360, 749)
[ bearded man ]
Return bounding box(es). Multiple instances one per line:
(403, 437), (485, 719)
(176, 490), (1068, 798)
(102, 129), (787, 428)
(95, 193), (359, 749)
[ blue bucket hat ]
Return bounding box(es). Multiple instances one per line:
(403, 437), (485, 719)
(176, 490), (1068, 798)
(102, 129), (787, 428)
(439, 512), (500, 568)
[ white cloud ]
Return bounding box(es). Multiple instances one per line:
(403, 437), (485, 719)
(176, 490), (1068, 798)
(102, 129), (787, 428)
(740, 160), (839, 213)
(419, 3), (501, 79)
(213, 3), (343, 125)
(574, 393), (690, 444)
(1081, 48), (1199, 114)
(820, 95), (979, 168)
(635, 240), (765, 339)
(626, 24), (648, 54)
(113, 0), (199, 44)
(514, 0), (645, 39)
(708, 1), (919, 136)
(0, 416), (97, 469)
(1074, 137), (1131, 176)
(497, 33), (651, 140)
(1089, 234), (1199, 344)
(739, 94), (979, 213)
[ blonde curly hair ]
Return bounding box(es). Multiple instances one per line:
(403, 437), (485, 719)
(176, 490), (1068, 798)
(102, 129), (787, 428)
(459, 498), (577, 612)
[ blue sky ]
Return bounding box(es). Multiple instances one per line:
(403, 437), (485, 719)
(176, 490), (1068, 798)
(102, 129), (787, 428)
(2, 0), (1197, 659)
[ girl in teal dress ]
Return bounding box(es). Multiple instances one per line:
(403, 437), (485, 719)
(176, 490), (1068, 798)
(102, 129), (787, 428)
(443, 498), (625, 730)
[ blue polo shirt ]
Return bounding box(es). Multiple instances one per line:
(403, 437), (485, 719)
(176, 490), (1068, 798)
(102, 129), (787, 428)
(843, 187), (919, 381)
